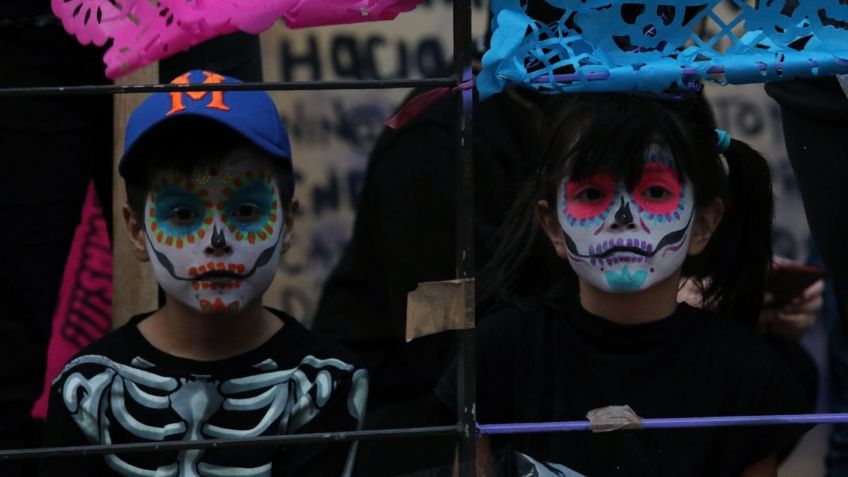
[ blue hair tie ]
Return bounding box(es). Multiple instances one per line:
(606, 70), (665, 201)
(715, 129), (731, 154)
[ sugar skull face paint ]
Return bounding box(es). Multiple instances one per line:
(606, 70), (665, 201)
(557, 144), (695, 293)
(143, 155), (285, 315)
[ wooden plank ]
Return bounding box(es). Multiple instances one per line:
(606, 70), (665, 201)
(112, 64), (159, 327)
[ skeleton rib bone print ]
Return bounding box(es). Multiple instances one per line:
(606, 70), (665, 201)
(56, 354), (366, 476)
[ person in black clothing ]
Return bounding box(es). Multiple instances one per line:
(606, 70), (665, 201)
(312, 86), (548, 411)
(313, 86), (554, 476)
(314, 81), (823, 477)
(311, 0), (563, 422)
(435, 92), (812, 476)
(313, 84), (819, 477)
(765, 78), (848, 338)
(40, 70), (368, 476)
(765, 77), (848, 476)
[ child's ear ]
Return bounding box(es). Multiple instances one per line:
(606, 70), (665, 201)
(535, 200), (568, 259)
(688, 197), (724, 256)
(122, 204), (150, 262)
(281, 198), (299, 254)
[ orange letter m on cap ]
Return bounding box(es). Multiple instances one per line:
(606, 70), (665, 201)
(166, 71), (230, 116)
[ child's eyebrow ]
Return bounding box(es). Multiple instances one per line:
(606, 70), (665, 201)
(227, 181), (274, 202)
(153, 171), (196, 185)
(232, 180), (271, 191)
(154, 184), (203, 200)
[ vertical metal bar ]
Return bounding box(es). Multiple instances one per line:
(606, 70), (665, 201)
(453, 0), (476, 474)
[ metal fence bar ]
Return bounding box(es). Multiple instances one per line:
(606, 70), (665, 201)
(453, 0), (476, 474)
(0, 78), (459, 97)
(4, 411), (844, 461)
(0, 425), (461, 461)
(479, 413), (848, 435)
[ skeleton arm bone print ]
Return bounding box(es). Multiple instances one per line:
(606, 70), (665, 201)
(53, 354), (367, 477)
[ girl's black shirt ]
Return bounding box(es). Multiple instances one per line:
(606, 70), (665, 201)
(437, 294), (812, 477)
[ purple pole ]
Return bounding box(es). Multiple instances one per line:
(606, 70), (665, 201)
(523, 60), (837, 85)
(478, 413), (848, 435)
(529, 64), (735, 85)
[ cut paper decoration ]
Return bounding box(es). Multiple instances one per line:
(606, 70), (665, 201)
(406, 278), (475, 342)
(52, 0), (424, 78)
(479, 0), (848, 99)
(32, 182), (112, 419)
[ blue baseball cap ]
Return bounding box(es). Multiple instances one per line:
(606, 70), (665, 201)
(120, 70), (293, 189)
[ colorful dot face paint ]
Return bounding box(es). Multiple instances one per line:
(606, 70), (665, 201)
(556, 143), (695, 293)
(143, 154), (285, 315)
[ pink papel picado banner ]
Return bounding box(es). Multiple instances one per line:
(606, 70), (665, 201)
(52, 0), (425, 78)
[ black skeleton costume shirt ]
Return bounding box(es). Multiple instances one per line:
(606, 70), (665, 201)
(41, 309), (368, 477)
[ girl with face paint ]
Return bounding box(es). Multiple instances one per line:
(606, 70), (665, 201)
(484, 93), (775, 326)
(549, 142), (697, 302)
(436, 93), (812, 477)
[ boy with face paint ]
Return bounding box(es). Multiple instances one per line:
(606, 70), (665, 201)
(41, 70), (368, 477)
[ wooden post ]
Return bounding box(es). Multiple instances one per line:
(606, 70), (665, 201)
(112, 64), (159, 328)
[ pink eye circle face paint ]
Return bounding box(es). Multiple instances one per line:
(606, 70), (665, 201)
(632, 162), (682, 216)
(564, 172), (616, 221)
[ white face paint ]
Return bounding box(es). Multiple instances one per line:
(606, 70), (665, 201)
(143, 154), (285, 315)
(556, 144), (695, 293)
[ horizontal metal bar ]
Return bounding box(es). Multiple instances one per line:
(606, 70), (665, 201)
(479, 412), (848, 435)
(10, 412), (843, 461)
(0, 77), (459, 97)
(0, 424), (460, 461)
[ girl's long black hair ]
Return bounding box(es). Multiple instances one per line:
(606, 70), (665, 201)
(480, 92), (774, 324)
